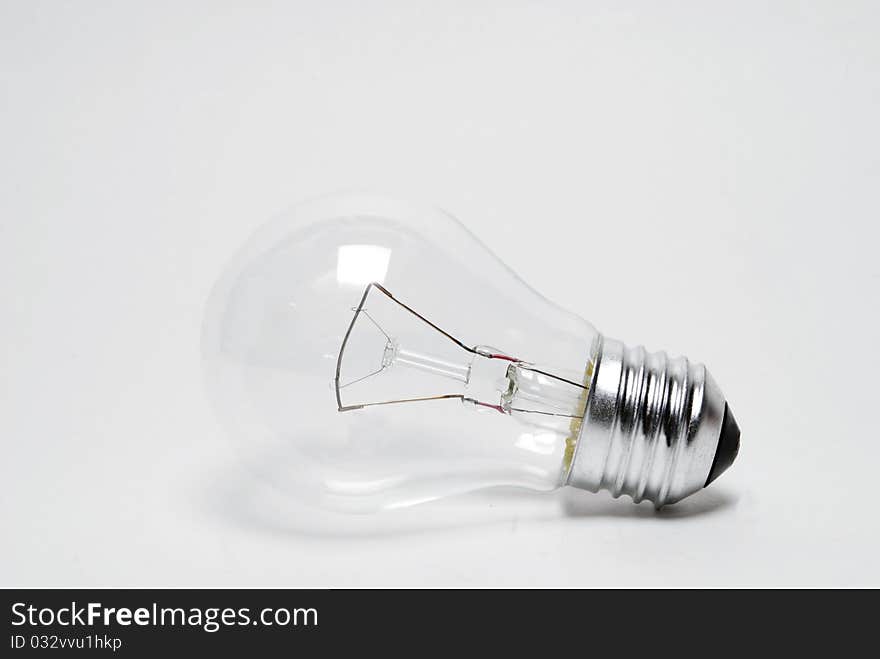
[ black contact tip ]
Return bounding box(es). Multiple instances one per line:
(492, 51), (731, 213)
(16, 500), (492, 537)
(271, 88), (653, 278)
(704, 403), (740, 487)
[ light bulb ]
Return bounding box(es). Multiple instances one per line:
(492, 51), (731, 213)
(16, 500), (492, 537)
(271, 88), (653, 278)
(202, 194), (739, 513)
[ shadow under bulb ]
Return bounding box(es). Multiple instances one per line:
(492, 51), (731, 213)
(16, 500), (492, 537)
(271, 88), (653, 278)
(202, 194), (740, 513)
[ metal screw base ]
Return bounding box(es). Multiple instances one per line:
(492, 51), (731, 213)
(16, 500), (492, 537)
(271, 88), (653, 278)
(567, 337), (726, 507)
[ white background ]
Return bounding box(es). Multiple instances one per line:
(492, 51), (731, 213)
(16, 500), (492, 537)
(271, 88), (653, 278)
(2, 1), (879, 587)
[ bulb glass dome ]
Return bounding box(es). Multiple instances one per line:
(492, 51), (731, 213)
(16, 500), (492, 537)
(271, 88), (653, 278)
(202, 195), (597, 512)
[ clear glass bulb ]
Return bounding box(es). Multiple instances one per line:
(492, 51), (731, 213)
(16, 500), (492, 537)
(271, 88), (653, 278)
(202, 195), (596, 512)
(202, 194), (739, 513)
